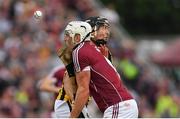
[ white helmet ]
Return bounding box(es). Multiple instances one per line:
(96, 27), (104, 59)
(64, 21), (92, 45)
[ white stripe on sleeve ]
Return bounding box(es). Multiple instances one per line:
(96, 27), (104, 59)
(72, 43), (84, 72)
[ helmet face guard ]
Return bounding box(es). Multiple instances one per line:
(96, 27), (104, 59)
(85, 16), (110, 45)
(64, 30), (73, 36)
(64, 21), (92, 45)
(85, 16), (110, 31)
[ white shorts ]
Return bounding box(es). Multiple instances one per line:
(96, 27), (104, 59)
(54, 99), (91, 118)
(54, 100), (70, 118)
(87, 97), (103, 118)
(103, 99), (138, 118)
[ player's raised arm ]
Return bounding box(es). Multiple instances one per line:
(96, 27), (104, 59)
(62, 71), (76, 102)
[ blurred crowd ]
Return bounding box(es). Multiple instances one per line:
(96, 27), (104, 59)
(0, 0), (179, 118)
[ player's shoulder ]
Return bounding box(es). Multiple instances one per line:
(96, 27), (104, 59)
(73, 42), (89, 56)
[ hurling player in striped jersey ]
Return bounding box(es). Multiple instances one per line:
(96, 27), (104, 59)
(51, 17), (113, 118)
(63, 21), (138, 118)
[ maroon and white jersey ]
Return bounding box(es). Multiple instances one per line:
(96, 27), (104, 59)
(72, 41), (133, 112)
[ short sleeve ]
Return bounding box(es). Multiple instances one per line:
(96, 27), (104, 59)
(72, 46), (89, 72)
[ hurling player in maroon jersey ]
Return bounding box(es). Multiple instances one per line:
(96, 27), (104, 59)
(63, 21), (138, 118)
(38, 66), (65, 100)
(85, 16), (112, 62)
(38, 66), (67, 117)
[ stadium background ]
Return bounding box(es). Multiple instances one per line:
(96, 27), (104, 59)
(0, 0), (179, 117)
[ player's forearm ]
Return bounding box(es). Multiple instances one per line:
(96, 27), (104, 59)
(63, 77), (76, 101)
(40, 84), (60, 93)
(70, 87), (89, 118)
(39, 79), (60, 93)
